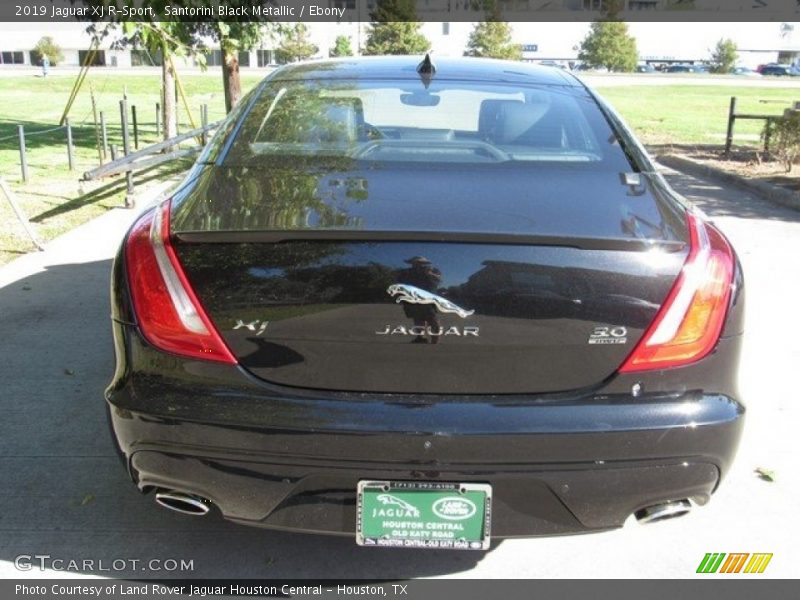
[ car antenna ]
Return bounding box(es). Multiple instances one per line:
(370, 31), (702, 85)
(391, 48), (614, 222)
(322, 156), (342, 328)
(417, 52), (436, 88)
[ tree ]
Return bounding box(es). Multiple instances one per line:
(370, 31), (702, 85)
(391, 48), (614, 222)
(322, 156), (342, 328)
(710, 38), (738, 74)
(127, 3), (271, 116)
(364, 0), (429, 55)
(577, 0), (638, 72)
(118, 21), (195, 141)
(464, 23), (520, 60)
(275, 24), (319, 64)
(464, 2), (520, 60)
(32, 37), (63, 65)
(78, 2), (273, 117)
(330, 35), (354, 58)
(193, 21), (267, 114)
(578, 21), (638, 72)
(81, 2), (258, 130)
(186, 1), (274, 113)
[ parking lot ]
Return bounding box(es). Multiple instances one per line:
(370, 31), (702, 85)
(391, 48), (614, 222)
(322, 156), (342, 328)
(0, 167), (797, 579)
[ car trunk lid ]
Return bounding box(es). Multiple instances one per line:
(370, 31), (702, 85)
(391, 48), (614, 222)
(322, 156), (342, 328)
(169, 165), (687, 395)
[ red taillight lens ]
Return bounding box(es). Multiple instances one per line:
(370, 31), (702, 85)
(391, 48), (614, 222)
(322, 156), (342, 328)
(619, 213), (734, 373)
(125, 201), (237, 364)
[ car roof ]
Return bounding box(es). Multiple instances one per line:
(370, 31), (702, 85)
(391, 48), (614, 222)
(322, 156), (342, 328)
(268, 56), (581, 87)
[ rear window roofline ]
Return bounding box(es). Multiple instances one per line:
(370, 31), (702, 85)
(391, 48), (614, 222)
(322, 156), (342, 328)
(266, 56), (582, 87)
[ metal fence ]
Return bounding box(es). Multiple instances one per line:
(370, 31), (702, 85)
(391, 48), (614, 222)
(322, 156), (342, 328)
(82, 118), (221, 206)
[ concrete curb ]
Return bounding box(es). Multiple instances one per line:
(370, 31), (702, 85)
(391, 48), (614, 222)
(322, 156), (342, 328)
(658, 153), (800, 212)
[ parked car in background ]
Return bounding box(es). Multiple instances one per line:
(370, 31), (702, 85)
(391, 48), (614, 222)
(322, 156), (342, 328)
(107, 56), (745, 549)
(731, 67), (761, 77)
(666, 64), (691, 73)
(572, 62), (608, 73)
(666, 64), (708, 74)
(537, 59), (569, 70)
(635, 64), (656, 73)
(760, 64), (800, 76)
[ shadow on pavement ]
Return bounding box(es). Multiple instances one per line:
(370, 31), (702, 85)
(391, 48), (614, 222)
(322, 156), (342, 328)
(0, 259), (491, 578)
(664, 170), (800, 223)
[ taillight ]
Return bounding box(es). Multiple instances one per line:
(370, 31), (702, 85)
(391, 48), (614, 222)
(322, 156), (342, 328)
(124, 200), (237, 364)
(619, 212), (734, 373)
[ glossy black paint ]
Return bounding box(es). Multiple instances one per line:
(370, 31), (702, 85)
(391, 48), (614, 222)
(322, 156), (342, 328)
(175, 240), (685, 394)
(170, 165), (688, 243)
(106, 57), (745, 538)
(106, 315), (744, 536)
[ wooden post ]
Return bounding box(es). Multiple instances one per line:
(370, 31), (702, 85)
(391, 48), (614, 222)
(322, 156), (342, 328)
(100, 111), (108, 159)
(110, 145), (117, 161)
(90, 83), (103, 165)
(724, 96), (737, 155)
(119, 99), (129, 157)
(155, 102), (161, 136)
(120, 99), (134, 207)
(764, 118), (773, 153)
(174, 77), (181, 135)
(65, 118), (75, 171)
(132, 105), (139, 150)
(201, 104), (208, 145)
(18, 125), (28, 183)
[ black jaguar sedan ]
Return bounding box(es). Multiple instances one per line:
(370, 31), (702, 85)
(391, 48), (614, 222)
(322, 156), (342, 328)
(106, 56), (744, 549)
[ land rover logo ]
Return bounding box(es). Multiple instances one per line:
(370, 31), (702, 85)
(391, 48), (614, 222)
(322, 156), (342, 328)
(432, 497), (477, 521)
(386, 284), (475, 319)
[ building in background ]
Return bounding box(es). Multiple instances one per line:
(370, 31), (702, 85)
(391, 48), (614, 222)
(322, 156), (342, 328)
(1, 19), (799, 70)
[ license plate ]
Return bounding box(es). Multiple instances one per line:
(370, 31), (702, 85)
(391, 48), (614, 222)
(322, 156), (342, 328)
(356, 481), (492, 550)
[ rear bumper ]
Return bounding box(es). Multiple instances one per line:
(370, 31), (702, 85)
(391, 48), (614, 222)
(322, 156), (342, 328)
(106, 321), (745, 538)
(128, 449), (722, 537)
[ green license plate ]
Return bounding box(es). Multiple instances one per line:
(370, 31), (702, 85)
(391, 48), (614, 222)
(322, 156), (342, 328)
(356, 481), (492, 550)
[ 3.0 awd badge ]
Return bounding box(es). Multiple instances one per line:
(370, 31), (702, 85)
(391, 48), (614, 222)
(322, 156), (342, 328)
(588, 326), (628, 345)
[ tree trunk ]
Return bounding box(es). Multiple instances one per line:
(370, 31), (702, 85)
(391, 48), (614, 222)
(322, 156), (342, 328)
(162, 50), (177, 142)
(222, 47), (242, 114)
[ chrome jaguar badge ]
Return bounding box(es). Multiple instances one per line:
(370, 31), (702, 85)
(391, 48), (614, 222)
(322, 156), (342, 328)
(375, 325), (479, 337)
(386, 284), (475, 319)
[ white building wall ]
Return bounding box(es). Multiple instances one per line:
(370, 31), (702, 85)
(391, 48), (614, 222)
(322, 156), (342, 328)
(58, 49), (81, 67)
(1, 21), (799, 68)
(108, 48), (131, 68)
(628, 21), (796, 67)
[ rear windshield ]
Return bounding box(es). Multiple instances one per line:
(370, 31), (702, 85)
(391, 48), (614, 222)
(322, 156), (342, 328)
(218, 77), (634, 169)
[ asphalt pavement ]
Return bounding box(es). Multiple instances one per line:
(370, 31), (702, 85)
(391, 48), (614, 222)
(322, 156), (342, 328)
(0, 168), (798, 579)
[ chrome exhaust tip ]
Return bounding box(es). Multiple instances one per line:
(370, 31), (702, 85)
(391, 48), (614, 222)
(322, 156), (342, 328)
(154, 490), (211, 516)
(635, 499), (691, 525)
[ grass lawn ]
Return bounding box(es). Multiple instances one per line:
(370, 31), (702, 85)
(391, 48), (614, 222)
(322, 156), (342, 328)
(1, 70), (799, 265)
(0, 69), (264, 265)
(597, 85), (799, 145)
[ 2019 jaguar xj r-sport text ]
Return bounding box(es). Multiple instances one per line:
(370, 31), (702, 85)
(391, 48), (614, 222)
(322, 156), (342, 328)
(106, 56), (744, 550)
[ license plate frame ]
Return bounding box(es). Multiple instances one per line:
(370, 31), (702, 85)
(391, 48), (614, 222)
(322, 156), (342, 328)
(356, 480), (492, 550)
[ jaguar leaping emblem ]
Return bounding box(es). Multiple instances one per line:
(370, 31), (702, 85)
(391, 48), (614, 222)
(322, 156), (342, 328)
(376, 494), (419, 513)
(386, 284), (475, 319)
